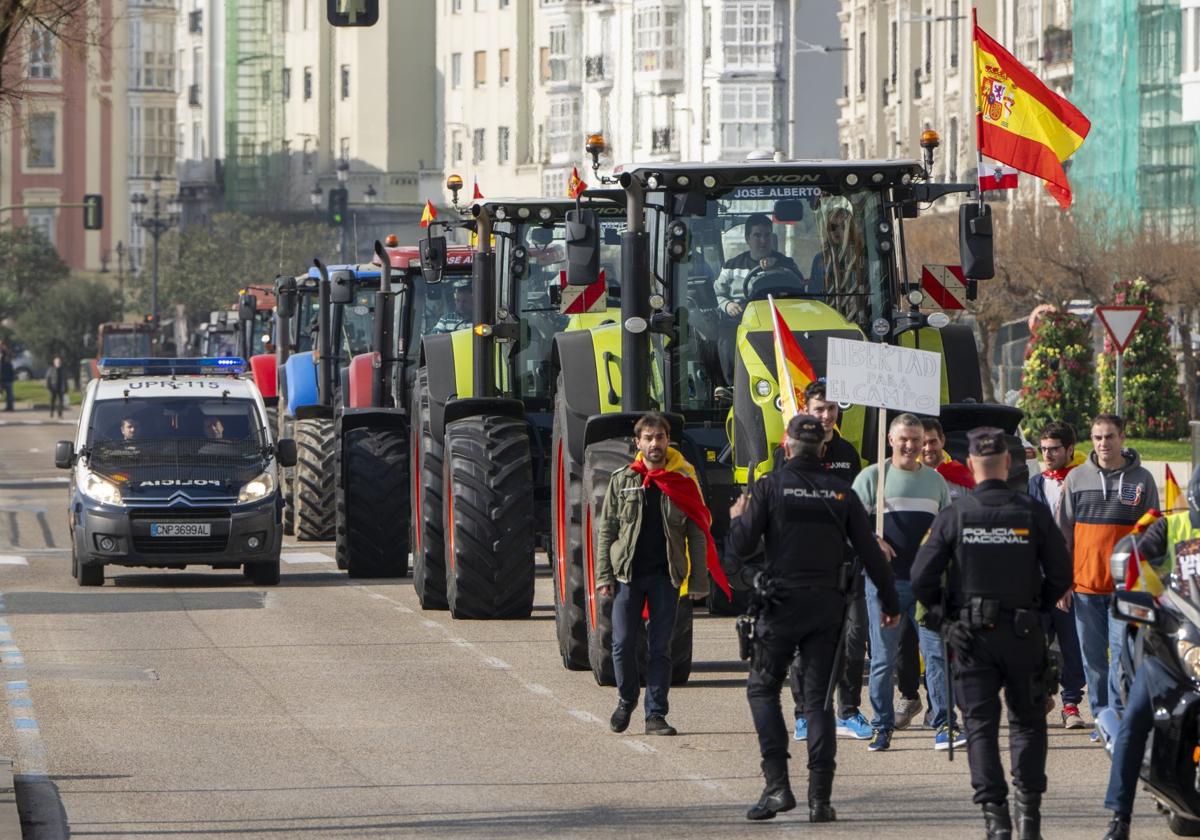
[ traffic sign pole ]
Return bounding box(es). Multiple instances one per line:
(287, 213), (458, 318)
(1095, 305), (1147, 419)
(1115, 350), (1124, 417)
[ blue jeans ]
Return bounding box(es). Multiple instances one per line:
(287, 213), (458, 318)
(865, 577), (948, 731)
(1104, 656), (1176, 813)
(612, 575), (678, 718)
(1074, 592), (1125, 717)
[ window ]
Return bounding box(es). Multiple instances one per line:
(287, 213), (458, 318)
(261, 70), (271, 103)
(949, 0), (960, 68)
(192, 121), (202, 158)
(701, 87), (711, 144)
(472, 127), (486, 163)
(889, 20), (897, 83)
(722, 1), (776, 68)
(451, 53), (462, 88)
(474, 50), (486, 86)
(948, 118), (958, 181)
(634, 4), (681, 72)
(549, 24), (568, 81)
(129, 106), (175, 176)
(857, 31), (866, 95)
(27, 113), (55, 167)
(539, 47), (550, 82)
(28, 28), (54, 79)
(452, 129), (464, 164)
(720, 84), (776, 153)
(282, 0), (290, 31)
(547, 94), (579, 157)
(303, 66), (313, 100)
(130, 20), (175, 90)
(451, 0), (462, 11)
(27, 208), (55, 247)
(340, 137), (350, 161)
(498, 125), (510, 164)
(923, 9), (932, 74)
(702, 6), (711, 60)
(282, 67), (291, 100)
(499, 48), (510, 85)
(340, 64), (350, 99)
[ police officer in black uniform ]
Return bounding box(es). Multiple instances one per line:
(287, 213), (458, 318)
(911, 427), (1073, 840)
(728, 414), (901, 822)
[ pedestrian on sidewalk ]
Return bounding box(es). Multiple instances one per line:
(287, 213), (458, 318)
(1057, 414), (1157, 736)
(0, 345), (13, 412)
(595, 411), (723, 737)
(1027, 420), (1087, 730)
(45, 356), (67, 418)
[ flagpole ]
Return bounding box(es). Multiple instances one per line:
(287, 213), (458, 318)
(972, 4), (986, 210)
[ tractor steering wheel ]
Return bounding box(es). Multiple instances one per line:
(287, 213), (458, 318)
(744, 262), (810, 303)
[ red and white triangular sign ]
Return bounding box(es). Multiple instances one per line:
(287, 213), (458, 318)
(1095, 305), (1147, 352)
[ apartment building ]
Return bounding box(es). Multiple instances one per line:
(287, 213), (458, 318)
(175, 0), (224, 225)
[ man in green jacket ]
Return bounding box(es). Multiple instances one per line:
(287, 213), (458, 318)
(596, 411), (711, 736)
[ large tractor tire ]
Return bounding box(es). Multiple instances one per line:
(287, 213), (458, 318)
(411, 370), (447, 609)
(336, 426), (411, 578)
(551, 383), (588, 669)
(293, 417), (336, 541)
(442, 415), (535, 619)
(278, 414), (296, 537)
(333, 426), (349, 570)
(582, 438), (694, 687)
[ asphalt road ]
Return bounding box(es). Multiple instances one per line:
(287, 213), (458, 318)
(0, 408), (1179, 838)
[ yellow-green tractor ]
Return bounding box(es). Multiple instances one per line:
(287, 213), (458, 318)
(410, 191), (627, 620)
(552, 140), (1013, 682)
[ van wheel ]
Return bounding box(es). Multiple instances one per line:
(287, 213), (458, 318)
(248, 559), (280, 586)
(78, 562), (104, 587)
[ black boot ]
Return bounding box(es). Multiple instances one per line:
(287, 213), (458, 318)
(1103, 813), (1131, 840)
(746, 757), (796, 821)
(808, 772), (836, 823)
(1013, 791), (1041, 840)
(984, 801), (1013, 840)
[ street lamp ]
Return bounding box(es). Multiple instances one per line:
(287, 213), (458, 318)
(310, 184), (323, 209)
(130, 171), (181, 353)
(363, 184), (377, 205)
(336, 160), (350, 183)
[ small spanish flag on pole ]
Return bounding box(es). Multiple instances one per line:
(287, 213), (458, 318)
(1165, 464), (1183, 511)
(419, 199), (437, 229)
(473, 181), (484, 201)
(768, 295), (816, 429)
(1125, 509), (1166, 597)
(567, 166), (588, 199)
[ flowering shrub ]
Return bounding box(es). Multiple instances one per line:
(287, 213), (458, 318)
(1097, 277), (1187, 439)
(1018, 308), (1098, 437)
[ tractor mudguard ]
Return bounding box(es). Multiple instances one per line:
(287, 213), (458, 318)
(347, 352), (378, 409)
(284, 352), (318, 417)
(553, 324), (646, 465)
(295, 404), (334, 421)
(249, 353), (277, 400)
(339, 406), (409, 436)
(423, 330), (474, 441)
(583, 412), (686, 451)
(444, 397), (525, 429)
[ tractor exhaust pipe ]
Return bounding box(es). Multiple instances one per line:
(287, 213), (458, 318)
(314, 258), (333, 408)
(619, 175), (650, 412)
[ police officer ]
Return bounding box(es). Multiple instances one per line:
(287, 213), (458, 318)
(728, 414), (900, 822)
(911, 427), (1072, 840)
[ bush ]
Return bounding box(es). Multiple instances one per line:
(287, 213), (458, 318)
(1018, 307), (1098, 438)
(1097, 277), (1188, 439)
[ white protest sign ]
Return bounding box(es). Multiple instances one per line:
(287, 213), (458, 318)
(824, 338), (942, 416)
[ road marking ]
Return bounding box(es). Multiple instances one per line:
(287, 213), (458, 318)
(568, 710), (602, 725)
(522, 682), (552, 697)
(281, 553), (333, 564)
(482, 656), (510, 670)
(27, 448), (41, 454)
(450, 638), (473, 649)
(0, 556), (25, 566)
(622, 740), (657, 754)
(0, 596), (48, 776)
(421, 619), (441, 629)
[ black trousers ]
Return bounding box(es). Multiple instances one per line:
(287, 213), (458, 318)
(790, 588), (866, 719)
(48, 391), (64, 416)
(954, 623), (1050, 804)
(748, 592), (843, 776)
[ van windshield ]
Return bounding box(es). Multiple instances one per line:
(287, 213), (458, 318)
(87, 398), (265, 448)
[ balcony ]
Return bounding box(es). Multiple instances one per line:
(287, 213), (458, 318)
(1043, 26), (1072, 66)
(585, 55), (610, 84)
(188, 83), (201, 106)
(651, 127), (675, 154)
(188, 10), (202, 34)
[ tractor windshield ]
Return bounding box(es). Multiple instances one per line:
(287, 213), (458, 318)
(659, 186), (891, 417)
(340, 289), (376, 359)
(102, 331), (153, 358)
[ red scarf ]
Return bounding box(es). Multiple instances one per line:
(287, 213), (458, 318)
(630, 453), (732, 598)
(937, 459), (976, 490)
(1042, 463), (1076, 483)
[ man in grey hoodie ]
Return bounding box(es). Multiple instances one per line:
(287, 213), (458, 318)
(1056, 414), (1158, 730)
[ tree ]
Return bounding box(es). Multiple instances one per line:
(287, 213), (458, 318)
(0, 1), (96, 106)
(1017, 307), (1098, 438)
(126, 213), (340, 324)
(0, 226), (68, 323)
(15, 277), (119, 381)
(1097, 276), (1188, 439)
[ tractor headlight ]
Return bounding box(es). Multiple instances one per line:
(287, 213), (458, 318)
(238, 471), (275, 504)
(1177, 639), (1200, 682)
(755, 379), (772, 398)
(78, 468), (122, 505)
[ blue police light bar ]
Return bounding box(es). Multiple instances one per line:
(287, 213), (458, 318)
(98, 357), (248, 377)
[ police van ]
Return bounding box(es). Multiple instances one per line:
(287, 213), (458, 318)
(54, 358), (297, 586)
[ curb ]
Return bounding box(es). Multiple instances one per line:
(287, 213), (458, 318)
(0, 757), (21, 840)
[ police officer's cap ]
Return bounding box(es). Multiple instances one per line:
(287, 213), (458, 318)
(967, 426), (1007, 457)
(786, 414), (824, 445)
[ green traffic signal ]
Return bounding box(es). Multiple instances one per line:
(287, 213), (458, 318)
(327, 0), (377, 26)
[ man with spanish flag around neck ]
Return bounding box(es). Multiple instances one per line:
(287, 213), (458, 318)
(595, 412), (729, 738)
(1099, 464), (1200, 840)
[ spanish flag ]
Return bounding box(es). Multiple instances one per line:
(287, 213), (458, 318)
(567, 166), (588, 199)
(768, 295), (816, 427)
(1124, 509), (1165, 597)
(1166, 464), (1183, 511)
(473, 181), (484, 201)
(974, 11), (1090, 208)
(419, 199), (437, 229)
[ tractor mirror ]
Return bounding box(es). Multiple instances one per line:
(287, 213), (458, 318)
(565, 209), (600, 286)
(420, 235), (447, 285)
(276, 276), (297, 318)
(238, 294), (257, 322)
(275, 438), (298, 468)
(773, 200), (805, 223)
(329, 269), (355, 305)
(530, 227), (556, 245)
(959, 202), (994, 279)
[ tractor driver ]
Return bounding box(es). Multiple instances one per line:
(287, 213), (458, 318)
(431, 280), (473, 334)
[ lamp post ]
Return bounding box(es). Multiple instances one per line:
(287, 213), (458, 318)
(130, 171), (181, 352)
(336, 160), (350, 260)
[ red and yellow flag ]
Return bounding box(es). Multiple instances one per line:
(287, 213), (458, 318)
(419, 199), (437, 229)
(769, 296), (816, 427)
(1166, 464), (1183, 511)
(567, 166), (588, 199)
(973, 11), (1090, 208)
(472, 181), (484, 201)
(1124, 509), (1165, 596)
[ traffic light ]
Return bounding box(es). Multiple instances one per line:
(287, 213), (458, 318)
(82, 194), (103, 230)
(328, 187), (349, 226)
(327, 0), (377, 26)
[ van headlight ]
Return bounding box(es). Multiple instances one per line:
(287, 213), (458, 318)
(238, 471), (276, 504)
(1177, 639), (1200, 682)
(78, 468), (122, 505)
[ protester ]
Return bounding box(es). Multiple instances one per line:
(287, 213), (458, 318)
(1057, 414), (1157, 736)
(922, 418), (976, 500)
(0, 345), (14, 412)
(45, 356), (67, 418)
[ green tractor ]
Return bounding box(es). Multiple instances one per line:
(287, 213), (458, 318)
(411, 187), (627, 620)
(552, 135), (1009, 682)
